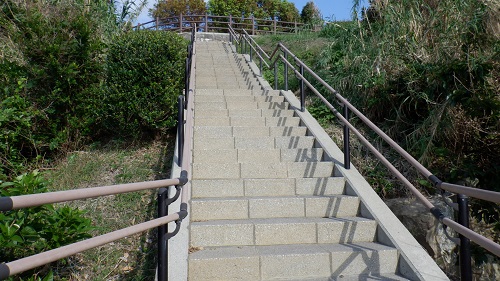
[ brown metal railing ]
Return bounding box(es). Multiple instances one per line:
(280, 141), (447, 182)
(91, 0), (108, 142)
(0, 25), (197, 281)
(229, 25), (500, 281)
(134, 14), (305, 35)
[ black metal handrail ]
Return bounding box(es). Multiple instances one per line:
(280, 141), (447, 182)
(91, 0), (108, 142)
(230, 25), (500, 281)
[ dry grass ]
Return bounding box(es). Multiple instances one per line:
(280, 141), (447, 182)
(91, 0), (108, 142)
(42, 136), (175, 280)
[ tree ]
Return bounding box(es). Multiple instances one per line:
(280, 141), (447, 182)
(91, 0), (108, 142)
(207, 0), (299, 21)
(300, 1), (322, 24)
(150, 0), (206, 19)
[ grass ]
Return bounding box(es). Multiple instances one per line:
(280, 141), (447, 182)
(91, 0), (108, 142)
(42, 136), (175, 280)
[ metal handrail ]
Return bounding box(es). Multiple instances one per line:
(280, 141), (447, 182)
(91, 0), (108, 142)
(0, 178), (182, 211)
(0, 24), (197, 281)
(134, 14), (305, 34)
(233, 26), (500, 280)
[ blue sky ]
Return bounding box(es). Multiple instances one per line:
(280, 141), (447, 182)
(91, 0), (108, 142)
(135, 0), (368, 24)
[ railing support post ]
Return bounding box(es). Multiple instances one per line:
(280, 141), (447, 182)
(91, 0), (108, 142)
(179, 13), (183, 33)
(458, 194), (472, 281)
(252, 16), (255, 35)
(284, 51), (288, 91)
(259, 57), (262, 76)
(157, 187), (168, 281)
(343, 104), (351, 169)
(177, 95), (185, 165)
(156, 17), (159, 30)
(249, 40), (253, 61)
(205, 14), (208, 32)
(274, 18), (277, 34)
(299, 64), (305, 111)
(274, 61), (278, 90)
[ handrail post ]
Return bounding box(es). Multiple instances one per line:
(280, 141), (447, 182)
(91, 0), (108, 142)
(205, 14), (208, 32)
(185, 56), (190, 104)
(156, 17), (159, 30)
(458, 194), (472, 281)
(284, 51), (289, 91)
(343, 104), (351, 169)
(299, 64), (305, 111)
(259, 57), (262, 76)
(252, 16), (255, 35)
(274, 18), (277, 34)
(274, 61), (278, 90)
(295, 20), (297, 33)
(177, 95), (185, 165)
(249, 40), (253, 61)
(179, 13), (183, 33)
(157, 187), (168, 281)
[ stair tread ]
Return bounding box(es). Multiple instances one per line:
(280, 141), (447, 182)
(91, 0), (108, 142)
(189, 242), (397, 259)
(191, 216), (375, 226)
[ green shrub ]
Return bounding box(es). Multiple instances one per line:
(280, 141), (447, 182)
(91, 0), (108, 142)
(0, 171), (93, 279)
(0, 0), (115, 177)
(103, 30), (187, 137)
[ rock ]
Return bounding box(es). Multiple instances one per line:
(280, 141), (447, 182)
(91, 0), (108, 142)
(385, 196), (458, 275)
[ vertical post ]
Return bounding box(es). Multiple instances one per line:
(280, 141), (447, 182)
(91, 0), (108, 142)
(274, 18), (277, 35)
(284, 51), (288, 91)
(259, 57), (262, 76)
(252, 16), (255, 35)
(343, 104), (351, 169)
(230, 15), (232, 29)
(249, 40), (253, 61)
(274, 61), (278, 90)
(458, 194), (472, 281)
(185, 56), (190, 105)
(295, 20), (297, 33)
(157, 187), (168, 281)
(179, 13), (183, 33)
(156, 17), (159, 30)
(136, 23), (141, 30)
(205, 14), (208, 32)
(299, 64), (305, 112)
(178, 95), (185, 165)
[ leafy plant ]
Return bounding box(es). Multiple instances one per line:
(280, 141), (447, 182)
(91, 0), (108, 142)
(102, 30), (187, 138)
(0, 171), (93, 279)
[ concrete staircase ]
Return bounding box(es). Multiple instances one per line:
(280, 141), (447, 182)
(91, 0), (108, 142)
(185, 40), (447, 280)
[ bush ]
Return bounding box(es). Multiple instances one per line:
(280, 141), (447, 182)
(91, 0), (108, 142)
(0, 171), (93, 279)
(103, 30), (187, 138)
(0, 0), (114, 177)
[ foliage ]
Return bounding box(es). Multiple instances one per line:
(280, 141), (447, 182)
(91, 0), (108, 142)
(300, 1), (322, 24)
(115, 0), (149, 28)
(0, 171), (93, 279)
(315, 0), (499, 219)
(0, 0), (115, 177)
(103, 30), (187, 138)
(207, 0), (300, 21)
(150, 0), (206, 19)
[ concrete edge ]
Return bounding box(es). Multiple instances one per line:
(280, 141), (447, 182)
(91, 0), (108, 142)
(161, 133), (190, 281)
(239, 50), (448, 281)
(280, 89), (449, 281)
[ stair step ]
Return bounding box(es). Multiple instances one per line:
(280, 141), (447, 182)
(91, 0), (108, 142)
(195, 108), (295, 118)
(188, 242), (398, 280)
(191, 177), (346, 198)
(193, 148), (326, 163)
(194, 116), (301, 127)
(195, 89), (281, 96)
(330, 273), (411, 281)
(194, 101), (289, 110)
(190, 217), (377, 247)
(193, 136), (316, 150)
(195, 95), (285, 103)
(192, 161), (334, 179)
(194, 125), (306, 138)
(190, 195), (359, 221)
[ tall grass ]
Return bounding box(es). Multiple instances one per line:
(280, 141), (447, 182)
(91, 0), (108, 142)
(318, 0), (499, 197)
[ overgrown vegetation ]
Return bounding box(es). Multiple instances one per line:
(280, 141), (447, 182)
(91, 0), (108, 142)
(257, 0), (499, 277)
(1, 0), (185, 279)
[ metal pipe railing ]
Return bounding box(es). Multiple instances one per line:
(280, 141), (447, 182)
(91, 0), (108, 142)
(0, 213), (180, 279)
(0, 178), (181, 211)
(230, 26), (500, 279)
